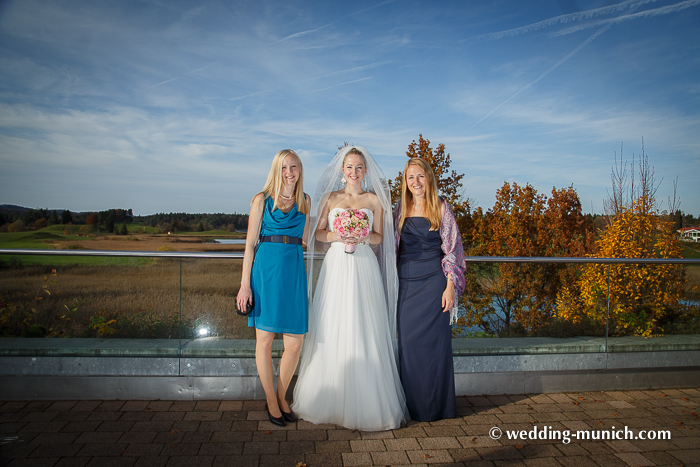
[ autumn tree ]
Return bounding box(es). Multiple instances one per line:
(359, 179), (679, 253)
(85, 214), (99, 227)
(557, 145), (693, 336)
(7, 220), (26, 233)
(457, 183), (595, 335)
(34, 218), (48, 230)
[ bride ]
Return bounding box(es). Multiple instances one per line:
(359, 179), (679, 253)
(290, 146), (407, 431)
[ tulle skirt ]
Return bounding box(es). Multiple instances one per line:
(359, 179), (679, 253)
(291, 242), (407, 431)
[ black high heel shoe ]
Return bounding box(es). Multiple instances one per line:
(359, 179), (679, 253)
(266, 403), (286, 427)
(281, 409), (297, 423)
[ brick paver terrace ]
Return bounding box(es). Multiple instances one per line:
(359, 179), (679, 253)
(1, 389), (699, 467)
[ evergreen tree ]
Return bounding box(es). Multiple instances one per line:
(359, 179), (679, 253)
(61, 210), (73, 224)
(48, 210), (60, 225)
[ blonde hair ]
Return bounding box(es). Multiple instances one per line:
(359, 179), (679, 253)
(259, 149), (309, 214)
(398, 157), (441, 231)
(344, 147), (367, 165)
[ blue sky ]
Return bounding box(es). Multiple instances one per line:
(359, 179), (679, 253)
(1, 0), (698, 217)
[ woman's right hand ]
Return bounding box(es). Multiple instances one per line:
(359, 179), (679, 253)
(339, 234), (358, 245)
(237, 284), (252, 312)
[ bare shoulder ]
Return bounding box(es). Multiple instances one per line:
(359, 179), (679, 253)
(366, 192), (382, 210)
(325, 190), (346, 209)
(251, 192), (266, 209)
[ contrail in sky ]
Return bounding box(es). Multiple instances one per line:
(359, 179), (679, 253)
(465, 0), (657, 43)
(229, 62), (390, 100)
(465, 24), (611, 133)
(314, 76), (374, 92)
(552, 0), (700, 36)
(273, 0), (399, 44)
(303, 61), (391, 82)
(229, 88), (282, 102)
(146, 62), (218, 89)
(464, 0), (695, 133)
(273, 25), (330, 43)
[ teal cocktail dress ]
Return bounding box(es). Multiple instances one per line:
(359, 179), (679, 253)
(248, 195), (308, 334)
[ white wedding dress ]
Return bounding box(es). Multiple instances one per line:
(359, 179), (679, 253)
(291, 208), (407, 431)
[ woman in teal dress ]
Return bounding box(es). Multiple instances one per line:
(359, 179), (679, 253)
(237, 149), (310, 427)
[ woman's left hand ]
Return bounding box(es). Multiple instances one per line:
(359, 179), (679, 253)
(441, 279), (455, 313)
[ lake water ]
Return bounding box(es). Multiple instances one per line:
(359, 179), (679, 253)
(214, 239), (246, 244)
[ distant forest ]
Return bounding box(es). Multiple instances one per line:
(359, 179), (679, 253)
(0, 203), (697, 235)
(0, 205), (248, 233)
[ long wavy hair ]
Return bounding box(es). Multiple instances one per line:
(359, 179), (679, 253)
(398, 157), (441, 231)
(259, 149), (309, 214)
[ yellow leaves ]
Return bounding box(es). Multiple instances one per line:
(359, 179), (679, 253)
(555, 205), (688, 337)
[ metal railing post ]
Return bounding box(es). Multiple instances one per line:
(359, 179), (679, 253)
(605, 264), (611, 353)
(179, 258), (183, 365)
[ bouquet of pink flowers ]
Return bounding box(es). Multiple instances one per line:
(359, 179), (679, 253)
(333, 208), (370, 254)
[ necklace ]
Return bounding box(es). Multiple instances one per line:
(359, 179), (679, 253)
(412, 200), (426, 216)
(279, 193), (294, 200)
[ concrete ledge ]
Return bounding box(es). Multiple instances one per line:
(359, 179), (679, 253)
(0, 356), (180, 376)
(2, 367), (699, 400)
(451, 337), (605, 355)
(0, 375), (266, 401)
(2, 335), (699, 357)
(455, 367), (700, 395)
(0, 338), (281, 357)
(2, 336), (699, 400)
(452, 350), (700, 373)
(2, 351), (699, 400)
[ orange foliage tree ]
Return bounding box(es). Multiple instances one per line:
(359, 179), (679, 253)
(85, 214), (99, 226)
(457, 182), (595, 335)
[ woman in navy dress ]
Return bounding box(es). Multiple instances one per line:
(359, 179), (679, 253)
(394, 157), (466, 422)
(237, 149), (310, 427)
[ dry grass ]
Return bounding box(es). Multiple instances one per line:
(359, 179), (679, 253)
(48, 234), (246, 253)
(0, 259), (255, 339)
(685, 265), (700, 300)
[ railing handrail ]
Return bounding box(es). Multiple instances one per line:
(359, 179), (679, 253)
(1, 248), (699, 264)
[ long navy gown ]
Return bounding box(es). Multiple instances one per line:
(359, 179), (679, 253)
(397, 217), (456, 421)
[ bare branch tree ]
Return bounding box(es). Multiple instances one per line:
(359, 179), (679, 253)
(603, 143), (628, 224)
(603, 137), (663, 225)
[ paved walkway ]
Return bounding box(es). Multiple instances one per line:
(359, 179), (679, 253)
(1, 388), (698, 467)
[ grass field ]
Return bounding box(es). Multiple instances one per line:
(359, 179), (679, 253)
(0, 259), (254, 339)
(0, 227), (246, 267)
(0, 228), (254, 339)
(682, 241), (700, 259)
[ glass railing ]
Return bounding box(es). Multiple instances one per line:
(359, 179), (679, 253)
(455, 257), (700, 355)
(1, 249), (698, 358)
